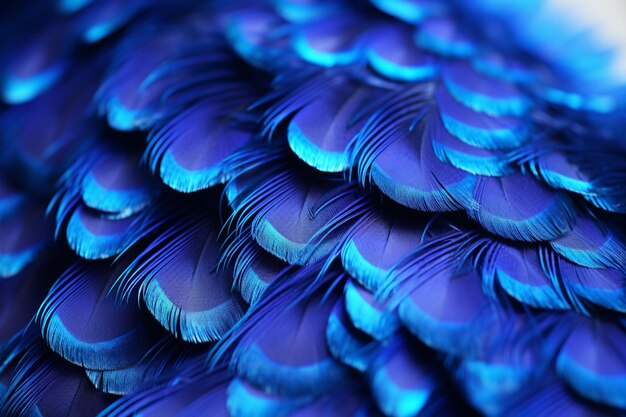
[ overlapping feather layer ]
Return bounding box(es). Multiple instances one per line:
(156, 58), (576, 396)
(0, 1), (625, 417)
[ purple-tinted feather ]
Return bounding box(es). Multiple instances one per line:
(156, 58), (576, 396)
(464, 174), (576, 241)
(557, 320), (626, 409)
(550, 216), (625, 270)
(0, 342), (115, 417)
(38, 262), (159, 370)
(148, 100), (254, 193)
(0, 203), (51, 278)
(234, 288), (348, 397)
(288, 82), (373, 172)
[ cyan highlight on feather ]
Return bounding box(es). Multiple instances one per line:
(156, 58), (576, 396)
(0, 0), (626, 416)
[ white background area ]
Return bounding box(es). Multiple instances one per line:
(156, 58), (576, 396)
(549, 0), (626, 81)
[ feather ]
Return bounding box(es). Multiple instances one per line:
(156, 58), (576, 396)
(96, 27), (193, 131)
(58, 0), (94, 14)
(503, 378), (623, 417)
(456, 313), (554, 416)
(0, 342), (115, 417)
(442, 61), (530, 117)
(344, 279), (399, 341)
(229, 236), (288, 305)
(325, 298), (380, 372)
(517, 141), (626, 213)
(550, 216), (625, 270)
(255, 70), (340, 140)
(143, 34), (267, 117)
(0, 56), (104, 188)
(540, 87), (617, 114)
(352, 87), (475, 212)
(366, 23), (437, 83)
(227, 378), (309, 417)
(557, 320), (626, 409)
(228, 159), (367, 264)
(225, 8), (291, 70)
(86, 338), (205, 395)
(1, 0), (626, 415)
(367, 337), (437, 417)
(81, 149), (156, 215)
(415, 16), (476, 57)
(398, 262), (500, 357)
(369, 118), (475, 211)
(471, 51), (535, 85)
(341, 209), (435, 291)
(370, 0), (447, 24)
(0, 176), (25, 221)
(65, 204), (140, 259)
(288, 82), (374, 172)
(521, 148), (596, 196)
(464, 174), (576, 241)
(0, 259), (59, 344)
(147, 100), (255, 193)
(230, 271), (349, 398)
(119, 210), (245, 343)
(72, 0), (149, 44)
(0, 21), (69, 105)
(291, 16), (369, 67)
(487, 244), (568, 310)
(233, 296), (348, 396)
(37, 262), (159, 370)
(431, 114), (512, 176)
(558, 259), (626, 313)
(0, 203), (51, 278)
(274, 0), (349, 24)
(100, 365), (231, 417)
(287, 387), (372, 417)
(437, 86), (529, 151)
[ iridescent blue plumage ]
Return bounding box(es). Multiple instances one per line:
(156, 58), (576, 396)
(0, 0), (625, 416)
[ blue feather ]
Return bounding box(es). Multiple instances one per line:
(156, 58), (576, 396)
(370, 0), (447, 24)
(550, 217), (625, 270)
(559, 260), (626, 313)
(366, 24), (438, 83)
(100, 364), (232, 417)
(442, 61), (530, 117)
(58, 0), (93, 13)
(487, 244), (568, 310)
(344, 280), (399, 341)
(226, 234), (288, 305)
(86, 338), (204, 395)
(415, 17), (476, 57)
(557, 320), (626, 410)
(438, 87), (529, 151)
(147, 100), (255, 193)
(227, 378), (309, 417)
(471, 52), (535, 85)
(37, 263), (159, 370)
(351, 86), (475, 212)
(287, 83), (374, 172)
(65, 205), (139, 259)
(325, 299), (380, 372)
(117, 209), (245, 343)
(2, 0), (626, 415)
(431, 113), (512, 176)
(291, 17), (366, 67)
(0, 341), (114, 417)
(464, 174), (576, 241)
(233, 285), (349, 396)
(0, 204), (50, 278)
(225, 8), (291, 70)
(367, 337), (436, 417)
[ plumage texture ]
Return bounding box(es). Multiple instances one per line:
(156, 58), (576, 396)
(0, 0), (625, 416)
